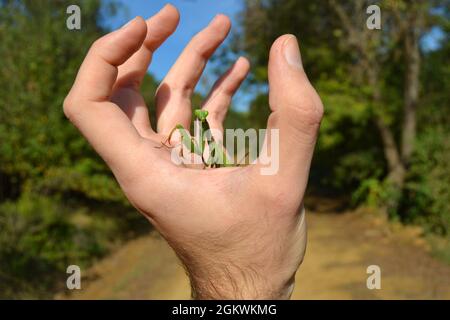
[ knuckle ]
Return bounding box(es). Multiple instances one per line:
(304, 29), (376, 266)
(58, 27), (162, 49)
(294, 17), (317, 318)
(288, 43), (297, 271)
(281, 92), (324, 136)
(270, 87), (324, 128)
(206, 109), (226, 123)
(62, 94), (75, 118)
(294, 91), (324, 125)
(191, 37), (214, 59)
(165, 81), (193, 97)
(62, 93), (81, 122)
(257, 183), (302, 216)
(88, 38), (108, 61)
(90, 38), (103, 52)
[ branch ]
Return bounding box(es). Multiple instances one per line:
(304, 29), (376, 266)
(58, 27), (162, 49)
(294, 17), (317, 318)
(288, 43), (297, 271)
(329, 0), (368, 59)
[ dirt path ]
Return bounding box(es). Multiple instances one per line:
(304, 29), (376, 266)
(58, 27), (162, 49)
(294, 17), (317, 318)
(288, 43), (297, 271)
(62, 203), (450, 300)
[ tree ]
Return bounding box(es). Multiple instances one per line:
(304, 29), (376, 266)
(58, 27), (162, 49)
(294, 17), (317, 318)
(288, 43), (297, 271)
(329, 0), (447, 212)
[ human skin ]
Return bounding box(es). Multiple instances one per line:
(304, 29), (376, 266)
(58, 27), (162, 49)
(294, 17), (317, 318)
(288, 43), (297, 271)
(63, 4), (323, 299)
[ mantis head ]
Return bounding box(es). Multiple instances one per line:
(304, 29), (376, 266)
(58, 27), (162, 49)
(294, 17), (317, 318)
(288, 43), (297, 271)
(194, 109), (209, 122)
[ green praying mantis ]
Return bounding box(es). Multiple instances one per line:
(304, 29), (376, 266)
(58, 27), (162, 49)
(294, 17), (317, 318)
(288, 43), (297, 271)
(158, 109), (232, 168)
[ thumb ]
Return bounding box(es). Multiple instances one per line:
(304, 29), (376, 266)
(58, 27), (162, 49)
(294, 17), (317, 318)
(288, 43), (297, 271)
(258, 35), (323, 182)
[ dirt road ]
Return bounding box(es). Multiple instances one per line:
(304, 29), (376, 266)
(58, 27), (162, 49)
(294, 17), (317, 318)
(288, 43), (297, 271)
(63, 203), (450, 299)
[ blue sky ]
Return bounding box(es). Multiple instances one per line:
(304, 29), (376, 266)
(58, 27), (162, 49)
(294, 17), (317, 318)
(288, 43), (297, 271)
(422, 27), (445, 51)
(102, 0), (248, 108)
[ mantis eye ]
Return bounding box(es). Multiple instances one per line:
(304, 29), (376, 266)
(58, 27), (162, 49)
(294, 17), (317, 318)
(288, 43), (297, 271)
(194, 109), (209, 121)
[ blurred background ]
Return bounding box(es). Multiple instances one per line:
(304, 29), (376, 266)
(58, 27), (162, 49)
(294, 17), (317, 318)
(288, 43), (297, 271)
(0, 0), (449, 299)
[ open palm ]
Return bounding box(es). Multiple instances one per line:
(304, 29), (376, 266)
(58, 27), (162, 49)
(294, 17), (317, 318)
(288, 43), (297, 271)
(64, 5), (323, 299)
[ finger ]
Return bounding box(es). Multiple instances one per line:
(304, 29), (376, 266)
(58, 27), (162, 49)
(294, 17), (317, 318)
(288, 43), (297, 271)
(155, 14), (231, 135)
(63, 17), (147, 174)
(202, 56), (250, 139)
(256, 35), (323, 183)
(115, 4), (180, 89)
(111, 5), (180, 138)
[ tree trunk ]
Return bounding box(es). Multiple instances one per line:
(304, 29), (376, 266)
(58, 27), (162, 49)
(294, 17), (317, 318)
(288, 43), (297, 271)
(368, 68), (406, 188)
(330, 0), (424, 214)
(401, 14), (422, 165)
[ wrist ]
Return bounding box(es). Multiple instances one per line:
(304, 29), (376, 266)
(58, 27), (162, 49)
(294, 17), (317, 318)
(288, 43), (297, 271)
(187, 265), (296, 300)
(169, 207), (306, 300)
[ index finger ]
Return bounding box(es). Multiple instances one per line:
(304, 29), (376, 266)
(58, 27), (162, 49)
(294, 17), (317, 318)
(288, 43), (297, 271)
(63, 17), (147, 173)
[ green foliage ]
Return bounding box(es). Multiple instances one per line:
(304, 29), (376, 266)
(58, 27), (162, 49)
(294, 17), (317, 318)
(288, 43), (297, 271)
(0, 0), (108, 192)
(0, 194), (104, 298)
(352, 178), (385, 208)
(399, 32), (450, 235)
(0, 0), (154, 298)
(402, 127), (450, 235)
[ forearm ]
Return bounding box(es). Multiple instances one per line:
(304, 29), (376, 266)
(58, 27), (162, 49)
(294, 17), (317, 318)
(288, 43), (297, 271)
(188, 264), (296, 300)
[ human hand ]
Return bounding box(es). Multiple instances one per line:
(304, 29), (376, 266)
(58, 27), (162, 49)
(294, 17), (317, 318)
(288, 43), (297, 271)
(63, 5), (323, 299)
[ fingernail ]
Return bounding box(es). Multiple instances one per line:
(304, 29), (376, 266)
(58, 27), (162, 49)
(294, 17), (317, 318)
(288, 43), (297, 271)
(121, 17), (136, 29)
(163, 3), (174, 10)
(209, 14), (227, 27)
(209, 14), (220, 26)
(283, 35), (302, 69)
